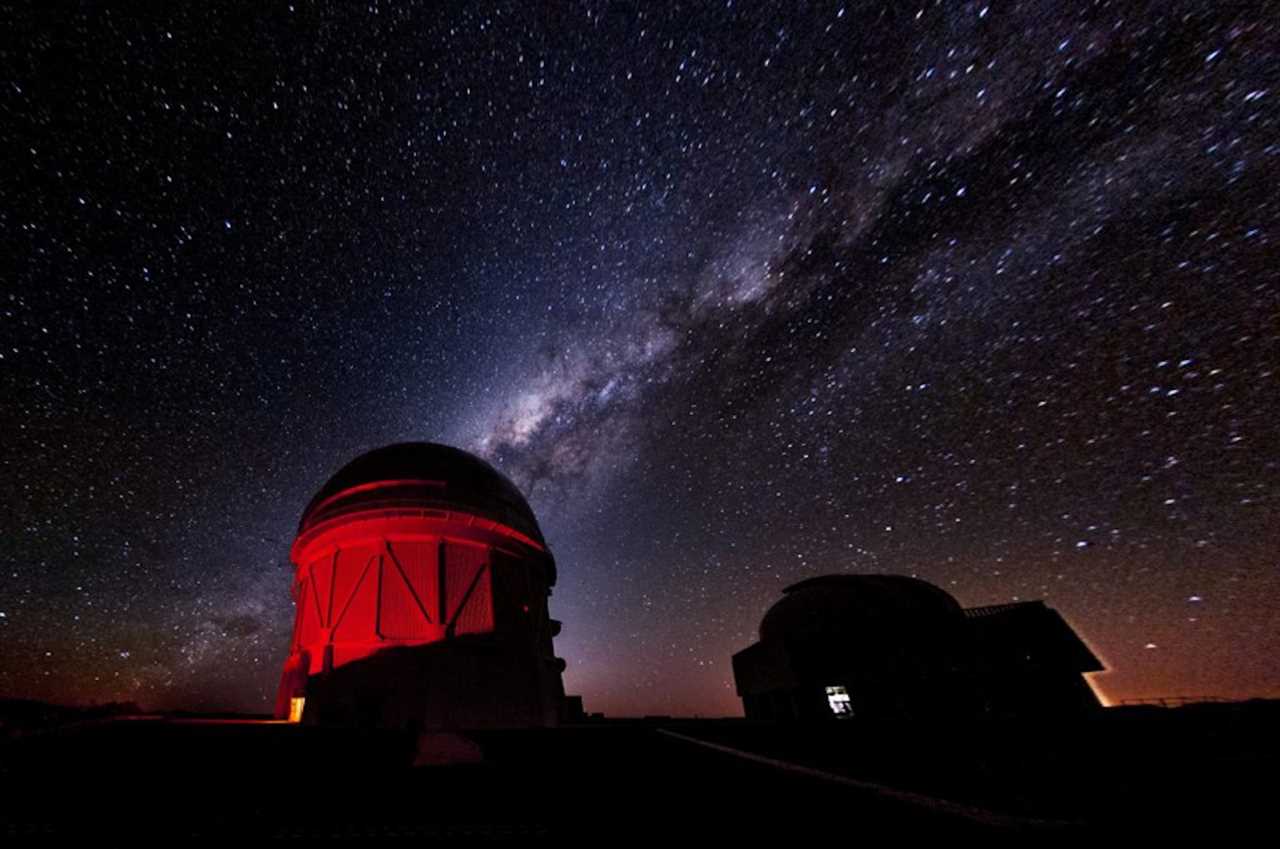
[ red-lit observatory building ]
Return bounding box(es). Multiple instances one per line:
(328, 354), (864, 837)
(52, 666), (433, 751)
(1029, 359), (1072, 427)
(275, 442), (566, 729)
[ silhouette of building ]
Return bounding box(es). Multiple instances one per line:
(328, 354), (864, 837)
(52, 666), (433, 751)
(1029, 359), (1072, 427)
(275, 442), (566, 729)
(732, 574), (1103, 720)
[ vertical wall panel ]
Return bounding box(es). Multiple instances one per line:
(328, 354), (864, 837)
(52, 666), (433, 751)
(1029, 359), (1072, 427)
(329, 546), (369, 628)
(311, 555), (335, 628)
(380, 542), (436, 640)
(333, 553), (379, 640)
(455, 565), (492, 635)
(297, 578), (322, 647)
(392, 541), (439, 623)
(446, 542), (493, 634)
(490, 551), (525, 628)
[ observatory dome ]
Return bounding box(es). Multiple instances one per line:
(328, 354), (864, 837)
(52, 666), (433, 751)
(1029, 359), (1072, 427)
(758, 573), (964, 645)
(298, 441), (545, 546)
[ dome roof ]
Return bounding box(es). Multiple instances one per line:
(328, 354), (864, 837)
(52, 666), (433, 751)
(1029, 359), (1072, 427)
(298, 442), (545, 546)
(759, 573), (963, 645)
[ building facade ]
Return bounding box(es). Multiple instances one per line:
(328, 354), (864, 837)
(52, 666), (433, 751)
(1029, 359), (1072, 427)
(733, 574), (1103, 721)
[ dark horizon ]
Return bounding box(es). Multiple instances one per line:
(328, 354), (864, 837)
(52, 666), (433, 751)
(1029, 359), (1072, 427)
(3, 2), (1278, 717)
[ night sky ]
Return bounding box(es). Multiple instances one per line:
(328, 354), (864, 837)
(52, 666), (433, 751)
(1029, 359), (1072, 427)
(3, 2), (1278, 717)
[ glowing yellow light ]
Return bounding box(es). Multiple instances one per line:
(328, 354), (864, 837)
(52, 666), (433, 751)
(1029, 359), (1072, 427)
(289, 697), (306, 723)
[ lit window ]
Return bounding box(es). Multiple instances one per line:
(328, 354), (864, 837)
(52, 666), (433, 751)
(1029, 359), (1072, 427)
(288, 697), (306, 723)
(825, 685), (853, 717)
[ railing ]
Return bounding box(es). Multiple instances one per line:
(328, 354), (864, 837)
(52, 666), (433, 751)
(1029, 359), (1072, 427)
(1115, 696), (1232, 708)
(962, 601), (1044, 618)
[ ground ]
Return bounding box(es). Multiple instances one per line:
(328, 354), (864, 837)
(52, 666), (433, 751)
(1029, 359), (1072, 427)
(0, 702), (1274, 839)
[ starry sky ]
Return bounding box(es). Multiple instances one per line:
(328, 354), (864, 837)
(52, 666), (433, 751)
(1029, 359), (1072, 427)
(3, 1), (1278, 717)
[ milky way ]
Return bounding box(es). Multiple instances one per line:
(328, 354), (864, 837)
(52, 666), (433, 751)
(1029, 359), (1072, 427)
(3, 2), (1278, 715)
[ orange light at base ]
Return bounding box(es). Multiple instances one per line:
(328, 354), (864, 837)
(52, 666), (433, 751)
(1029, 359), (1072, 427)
(288, 697), (305, 723)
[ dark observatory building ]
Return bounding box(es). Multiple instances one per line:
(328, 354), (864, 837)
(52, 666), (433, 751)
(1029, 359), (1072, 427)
(732, 574), (1104, 721)
(275, 442), (567, 729)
